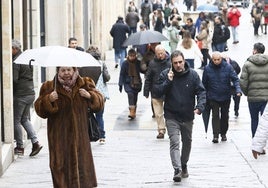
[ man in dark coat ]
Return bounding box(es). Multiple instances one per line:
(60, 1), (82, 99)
(202, 51), (242, 143)
(125, 10), (140, 35)
(110, 16), (130, 68)
(141, 0), (152, 29)
(144, 44), (171, 139)
(154, 50), (206, 182)
(12, 39), (43, 156)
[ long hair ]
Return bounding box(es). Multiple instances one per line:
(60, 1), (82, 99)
(181, 30), (193, 49)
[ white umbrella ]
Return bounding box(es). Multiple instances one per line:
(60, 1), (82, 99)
(14, 45), (100, 67)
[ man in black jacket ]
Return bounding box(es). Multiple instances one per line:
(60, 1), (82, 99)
(110, 16), (130, 68)
(144, 44), (171, 139)
(154, 50), (206, 182)
(12, 39), (43, 156)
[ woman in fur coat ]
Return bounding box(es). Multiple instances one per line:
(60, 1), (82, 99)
(34, 67), (104, 188)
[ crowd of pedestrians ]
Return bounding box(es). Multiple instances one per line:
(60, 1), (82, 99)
(11, 0), (268, 187)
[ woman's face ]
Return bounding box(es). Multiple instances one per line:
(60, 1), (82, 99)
(58, 67), (75, 80)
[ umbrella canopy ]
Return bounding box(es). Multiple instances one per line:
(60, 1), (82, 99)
(197, 4), (219, 12)
(122, 30), (168, 46)
(14, 46), (100, 67)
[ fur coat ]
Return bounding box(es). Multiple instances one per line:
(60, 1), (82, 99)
(34, 76), (104, 188)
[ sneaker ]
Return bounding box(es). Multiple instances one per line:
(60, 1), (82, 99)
(14, 147), (24, 155)
(29, 141), (43, 157)
(181, 167), (189, 178)
(156, 133), (164, 139)
(260, 149), (266, 155)
(99, 138), (106, 145)
(221, 135), (227, 142)
(173, 169), (182, 182)
(212, 137), (219, 143)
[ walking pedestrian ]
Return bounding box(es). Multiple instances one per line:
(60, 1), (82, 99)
(110, 16), (130, 68)
(221, 53), (241, 117)
(80, 46), (111, 145)
(196, 20), (211, 69)
(252, 104), (268, 159)
(119, 49), (144, 119)
(154, 50), (206, 182)
(167, 19), (180, 53)
(240, 42), (268, 137)
(144, 44), (171, 139)
(212, 16), (230, 52)
(227, 4), (241, 44)
(12, 39), (43, 156)
(202, 51), (242, 143)
(141, 0), (152, 29)
(176, 30), (203, 69)
(34, 66), (104, 187)
(251, 0), (263, 36)
(125, 9), (140, 35)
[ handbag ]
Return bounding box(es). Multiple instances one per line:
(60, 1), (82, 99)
(88, 109), (100, 142)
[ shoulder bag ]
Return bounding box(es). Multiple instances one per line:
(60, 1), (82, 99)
(88, 109), (100, 142)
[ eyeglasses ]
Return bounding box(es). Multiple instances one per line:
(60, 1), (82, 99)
(173, 60), (184, 64)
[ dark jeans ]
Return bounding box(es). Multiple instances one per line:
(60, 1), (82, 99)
(253, 19), (261, 35)
(127, 92), (138, 106)
(209, 99), (231, 138)
(200, 49), (211, 67)
(248, 101), (267, 137)
(232, 94), (241, 113)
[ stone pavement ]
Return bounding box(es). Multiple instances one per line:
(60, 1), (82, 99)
(0, 49), (267, 188)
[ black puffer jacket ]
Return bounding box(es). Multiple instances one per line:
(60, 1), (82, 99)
(143, 52), (171, 98)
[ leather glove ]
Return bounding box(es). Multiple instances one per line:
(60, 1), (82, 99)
(119, 85), (122, 93)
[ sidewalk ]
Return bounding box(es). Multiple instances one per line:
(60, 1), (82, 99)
(0, 50), (267, 188)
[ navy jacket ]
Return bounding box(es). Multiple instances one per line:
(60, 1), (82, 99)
(110, 20), (130, 50)
(202, 59), (242, 102)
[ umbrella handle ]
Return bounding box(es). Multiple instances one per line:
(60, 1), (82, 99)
(54, 75), (57, 91)
(29, 59), (35, 68)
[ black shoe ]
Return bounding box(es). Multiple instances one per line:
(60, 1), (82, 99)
(221, 135), (227, 142)
(235, 111), (239, 117)
(181, 167), (189, 178)
(173, 169), (182, 182)
(156, 133), (164, 139)
(212, 137), (219, 143)
(115, 64), (118, 68)
(29, 142), (43, 157)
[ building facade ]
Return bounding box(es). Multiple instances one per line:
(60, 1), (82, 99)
(0, 0), (129, 176)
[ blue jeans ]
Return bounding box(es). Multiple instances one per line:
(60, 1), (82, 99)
(14, 95), (38, 148)
(166, 118), (193, 171)
(248, 101), (267, 137)
(186, 59), (194, 68)
(212, 42), (226, 52)
(114, 48), (126, 67)
(95, 106), (105, 139)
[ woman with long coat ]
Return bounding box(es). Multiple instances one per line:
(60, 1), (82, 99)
(34, 67), (104, 188)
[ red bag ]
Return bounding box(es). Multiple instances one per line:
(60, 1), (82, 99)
(196, 40), (202, 49)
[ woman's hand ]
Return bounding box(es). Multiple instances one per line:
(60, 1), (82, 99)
(79, 88), (91, 99)
(49, 91), (58, 102)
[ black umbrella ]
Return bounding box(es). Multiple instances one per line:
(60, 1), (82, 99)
(122, 30), (168, 47)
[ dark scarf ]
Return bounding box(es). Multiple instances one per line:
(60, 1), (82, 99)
(127, 57), (141, 86)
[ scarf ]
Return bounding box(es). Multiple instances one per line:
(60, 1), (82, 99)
(58, 69), (79, 93)
(127, 58), (141, 86)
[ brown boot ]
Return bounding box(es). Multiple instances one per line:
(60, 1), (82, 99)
(128, 106), (136, 119)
